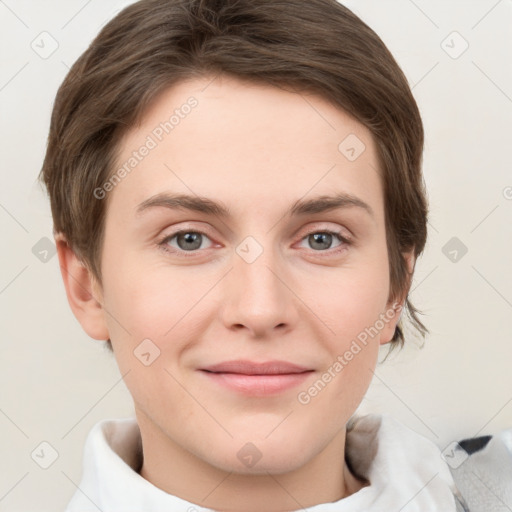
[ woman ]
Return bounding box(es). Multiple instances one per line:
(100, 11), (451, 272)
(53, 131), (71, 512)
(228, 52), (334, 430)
(40, 0), (491, 509)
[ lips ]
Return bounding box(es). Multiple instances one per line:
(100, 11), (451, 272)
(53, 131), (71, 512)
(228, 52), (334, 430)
(201, 360), (312, 375)
(199, 360), (314, 396)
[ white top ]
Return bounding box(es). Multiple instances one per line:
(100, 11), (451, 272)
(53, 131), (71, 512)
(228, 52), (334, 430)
(65, 413), (459, 511)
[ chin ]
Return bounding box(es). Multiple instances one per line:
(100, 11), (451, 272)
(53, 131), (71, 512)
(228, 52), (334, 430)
(203, 436), (312, 476)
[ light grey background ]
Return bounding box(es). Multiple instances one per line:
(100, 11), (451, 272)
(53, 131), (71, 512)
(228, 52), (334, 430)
(1, 1), (511, 510)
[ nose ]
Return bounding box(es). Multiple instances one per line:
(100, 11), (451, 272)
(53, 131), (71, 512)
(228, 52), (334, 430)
(220, 242), (299, 338)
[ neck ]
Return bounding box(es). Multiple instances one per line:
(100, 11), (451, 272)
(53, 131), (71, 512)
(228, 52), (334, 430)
(137, 410), (368, 512)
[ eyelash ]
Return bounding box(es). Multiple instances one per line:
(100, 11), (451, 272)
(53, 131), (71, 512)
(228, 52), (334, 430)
(157, 228), (352, 258)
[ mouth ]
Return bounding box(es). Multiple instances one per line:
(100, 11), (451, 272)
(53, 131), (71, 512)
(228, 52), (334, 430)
(201, 360), (312, 375)
(198, 360), (314, 396)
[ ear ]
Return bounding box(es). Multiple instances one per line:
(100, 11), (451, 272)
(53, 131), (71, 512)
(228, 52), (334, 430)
(379, 250), (415, 345)
(55, 233), (110, 340)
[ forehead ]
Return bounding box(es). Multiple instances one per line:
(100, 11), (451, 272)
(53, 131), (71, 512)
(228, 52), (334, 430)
(108, 74), (384, 223)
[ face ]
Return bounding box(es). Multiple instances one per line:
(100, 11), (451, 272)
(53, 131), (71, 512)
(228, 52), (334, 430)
(90, 75), (402, 475)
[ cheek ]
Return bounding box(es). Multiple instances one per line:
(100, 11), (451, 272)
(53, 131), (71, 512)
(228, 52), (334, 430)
(329, 345), (378, 424)
(306, 255), (390, 342)
(317, 248), (389, 409)
(100, 266), (199, 412)
(102, 250), (195, 336)
(100, 256), (212, 383)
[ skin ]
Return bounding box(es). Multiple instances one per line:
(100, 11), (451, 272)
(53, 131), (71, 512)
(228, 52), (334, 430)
(57, 74), (413, 512)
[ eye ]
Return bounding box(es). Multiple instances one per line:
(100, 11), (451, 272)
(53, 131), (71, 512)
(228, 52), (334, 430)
(157, 227), (351, 257)
(159, 230), (214, 253)
(297, 230), (351, 252)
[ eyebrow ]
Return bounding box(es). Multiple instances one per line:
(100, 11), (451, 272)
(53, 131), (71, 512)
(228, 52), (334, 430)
(135, 192), (374, 219)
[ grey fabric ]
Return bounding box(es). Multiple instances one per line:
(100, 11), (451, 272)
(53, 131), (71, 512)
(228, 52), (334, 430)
(454, 489), (471, 512)
(449, 427), (512, 512)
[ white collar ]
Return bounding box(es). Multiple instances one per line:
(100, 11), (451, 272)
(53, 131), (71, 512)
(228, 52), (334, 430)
(65, 413), (459, 511)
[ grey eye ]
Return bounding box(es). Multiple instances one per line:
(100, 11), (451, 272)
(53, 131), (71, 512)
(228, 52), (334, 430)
(176, 232), (203, 251)
(307, 232), (337, 251)
(164, 231), (213, 252)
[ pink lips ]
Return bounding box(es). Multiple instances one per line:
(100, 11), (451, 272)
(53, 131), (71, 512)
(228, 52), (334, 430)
(199, 360), (314, 396)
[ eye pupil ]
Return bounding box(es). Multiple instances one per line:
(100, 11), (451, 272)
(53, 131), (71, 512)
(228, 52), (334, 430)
(309, 233), (333, 250)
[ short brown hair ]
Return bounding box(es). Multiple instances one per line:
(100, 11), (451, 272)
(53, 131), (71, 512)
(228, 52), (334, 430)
(39, 0), (428, 352)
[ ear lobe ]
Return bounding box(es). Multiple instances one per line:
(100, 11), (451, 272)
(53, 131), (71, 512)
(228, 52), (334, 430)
(379, 301), (404, 345)
(380, 249), (415, 345)
(55, 233), (110, 341)
(404, 250), (416, 275)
